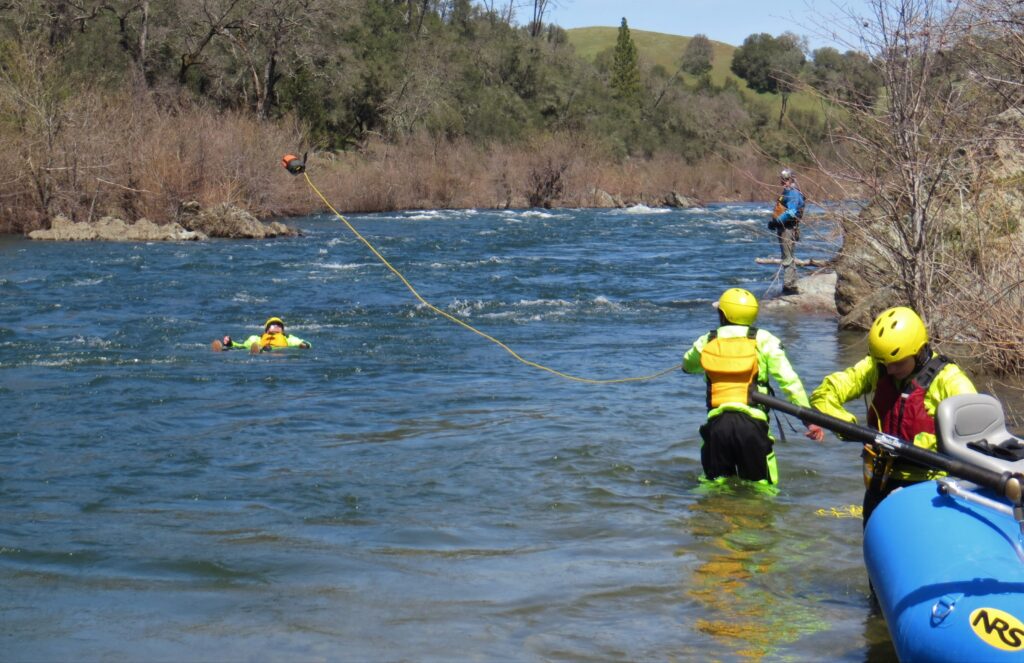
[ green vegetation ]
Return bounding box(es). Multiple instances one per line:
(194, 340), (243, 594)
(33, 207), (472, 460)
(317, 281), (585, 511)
(563, 27), (821, 117)
(731, 33), (805, 127)
(610, 19), (642, 104)
(681, 34), (714, 78)
(0, 0), (860, 233)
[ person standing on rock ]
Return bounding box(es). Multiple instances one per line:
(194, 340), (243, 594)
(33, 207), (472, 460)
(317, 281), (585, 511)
(768, 168), (805, 295)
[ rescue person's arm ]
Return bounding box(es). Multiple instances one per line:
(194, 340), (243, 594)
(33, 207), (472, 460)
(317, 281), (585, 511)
(286, 335), (311, 349)
(758, 330), (810, 407)
(682, 332), (711, 374)
(759, 330), (824, 440)
(232, 334), (261, 350)
(808, 355), (877, 424)
(775, 188), (804, 224)
(221, 334), (259, 350)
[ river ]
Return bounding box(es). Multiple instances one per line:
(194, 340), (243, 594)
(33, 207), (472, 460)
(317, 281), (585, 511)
(2, 204), (903, 661)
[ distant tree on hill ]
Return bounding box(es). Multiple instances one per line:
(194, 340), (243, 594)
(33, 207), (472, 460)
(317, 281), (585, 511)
(809, 47), (881, 109)
(681, 33), (713, 77)
(731, 32), (806, 127)
(610, 17), (641, 104)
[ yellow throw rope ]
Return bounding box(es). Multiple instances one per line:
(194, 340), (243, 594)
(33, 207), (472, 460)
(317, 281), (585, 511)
(303, 172), (682, 384)
(814, 505), (863, 519)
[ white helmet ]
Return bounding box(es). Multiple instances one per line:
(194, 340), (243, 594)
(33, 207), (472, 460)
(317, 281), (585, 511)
(780, 168), (794, 181)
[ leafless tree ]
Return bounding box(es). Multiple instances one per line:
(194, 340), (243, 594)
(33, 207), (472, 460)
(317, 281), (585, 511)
(176, 0), (246, 84)
(819, 1), (978, 308)
(480, 0), (517, 25)
(807, 0), (1024, 373)
(529, 0), (553, 37)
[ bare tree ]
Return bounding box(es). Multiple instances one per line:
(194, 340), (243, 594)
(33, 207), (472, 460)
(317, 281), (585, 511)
(34, 0), (105, 47)
(816, 2), (972, 310)
(176, 0), (246, 84)
(479, 0), (517, 25)
(529, 0), (552, 37)
(96, 0), (150, 66)
(957, 0), (1024, 106)
(223, 0), (317, 119)
(808, 0), (1024, 374)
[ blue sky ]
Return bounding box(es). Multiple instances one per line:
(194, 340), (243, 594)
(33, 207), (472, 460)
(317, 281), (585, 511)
(545, 0), (873, 50)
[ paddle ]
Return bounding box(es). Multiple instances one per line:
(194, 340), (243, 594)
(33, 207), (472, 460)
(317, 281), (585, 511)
(749, 391), (1024, 505)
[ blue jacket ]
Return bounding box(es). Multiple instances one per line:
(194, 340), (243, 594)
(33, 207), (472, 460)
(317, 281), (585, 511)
(773, 185), (805, 224)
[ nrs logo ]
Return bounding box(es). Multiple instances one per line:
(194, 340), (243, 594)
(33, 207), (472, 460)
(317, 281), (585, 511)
(971, 608), (1024, 651)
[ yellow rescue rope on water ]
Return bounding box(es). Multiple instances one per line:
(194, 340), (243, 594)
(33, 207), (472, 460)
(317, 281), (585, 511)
(814, 505), (863, 519)
(301, 170), (682, 384)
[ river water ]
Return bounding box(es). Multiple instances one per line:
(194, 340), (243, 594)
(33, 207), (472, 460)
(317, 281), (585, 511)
(2, 205), (903, 661)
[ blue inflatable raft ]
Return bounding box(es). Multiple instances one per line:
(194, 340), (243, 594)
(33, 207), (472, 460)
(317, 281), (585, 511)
(863, 393), (1024, 661)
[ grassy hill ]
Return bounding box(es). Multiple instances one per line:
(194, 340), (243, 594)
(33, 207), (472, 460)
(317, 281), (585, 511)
(565, 27), (821, 118)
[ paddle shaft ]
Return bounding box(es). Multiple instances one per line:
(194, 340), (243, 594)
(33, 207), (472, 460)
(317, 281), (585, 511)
(750, 391), (1024, 503)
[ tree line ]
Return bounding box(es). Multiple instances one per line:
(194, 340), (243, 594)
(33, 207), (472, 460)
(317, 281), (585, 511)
(0, 0), (856, 182)
(1, 0), (848, 233)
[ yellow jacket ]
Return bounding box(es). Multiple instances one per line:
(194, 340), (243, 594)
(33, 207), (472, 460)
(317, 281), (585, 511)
(810, 354), (976, 480)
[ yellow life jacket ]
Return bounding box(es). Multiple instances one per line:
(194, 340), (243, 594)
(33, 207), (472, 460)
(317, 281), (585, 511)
(700, 328), (761, 409)
(259, 331), (290, 348)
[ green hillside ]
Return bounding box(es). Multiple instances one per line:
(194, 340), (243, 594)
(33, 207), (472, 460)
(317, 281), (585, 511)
(565, 27), (820, 117)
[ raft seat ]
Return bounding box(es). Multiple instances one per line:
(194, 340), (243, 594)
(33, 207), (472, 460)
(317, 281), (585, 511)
(936, 393), (1024, 475)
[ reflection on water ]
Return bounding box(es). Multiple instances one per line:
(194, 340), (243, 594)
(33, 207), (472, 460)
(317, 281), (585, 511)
(862, 611), (900, 662)
(685, 482), (829, 660)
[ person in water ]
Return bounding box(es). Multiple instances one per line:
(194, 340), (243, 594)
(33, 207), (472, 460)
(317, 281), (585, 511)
(219, 317), (311, 352)
(807, 306), (976, 523)
(768, 168), (805, 295)
(683, 288), (823, 486)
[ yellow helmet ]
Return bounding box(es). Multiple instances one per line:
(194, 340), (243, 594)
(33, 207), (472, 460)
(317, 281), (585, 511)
(868, 306), (928, 363)
(264, 316), (285, 331)
(717, 288), (759, 326)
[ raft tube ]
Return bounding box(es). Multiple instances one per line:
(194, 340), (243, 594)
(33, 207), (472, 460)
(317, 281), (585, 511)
(864, 481), (1024, 661)
(864, 393), (1024, 662)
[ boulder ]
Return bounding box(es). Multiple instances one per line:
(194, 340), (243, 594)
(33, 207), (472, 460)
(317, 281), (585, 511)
(589, 188), (619, 208)
(762, 271), (838, 315)
(664, 191), (700, 208)
(178, 202), (298, 239)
